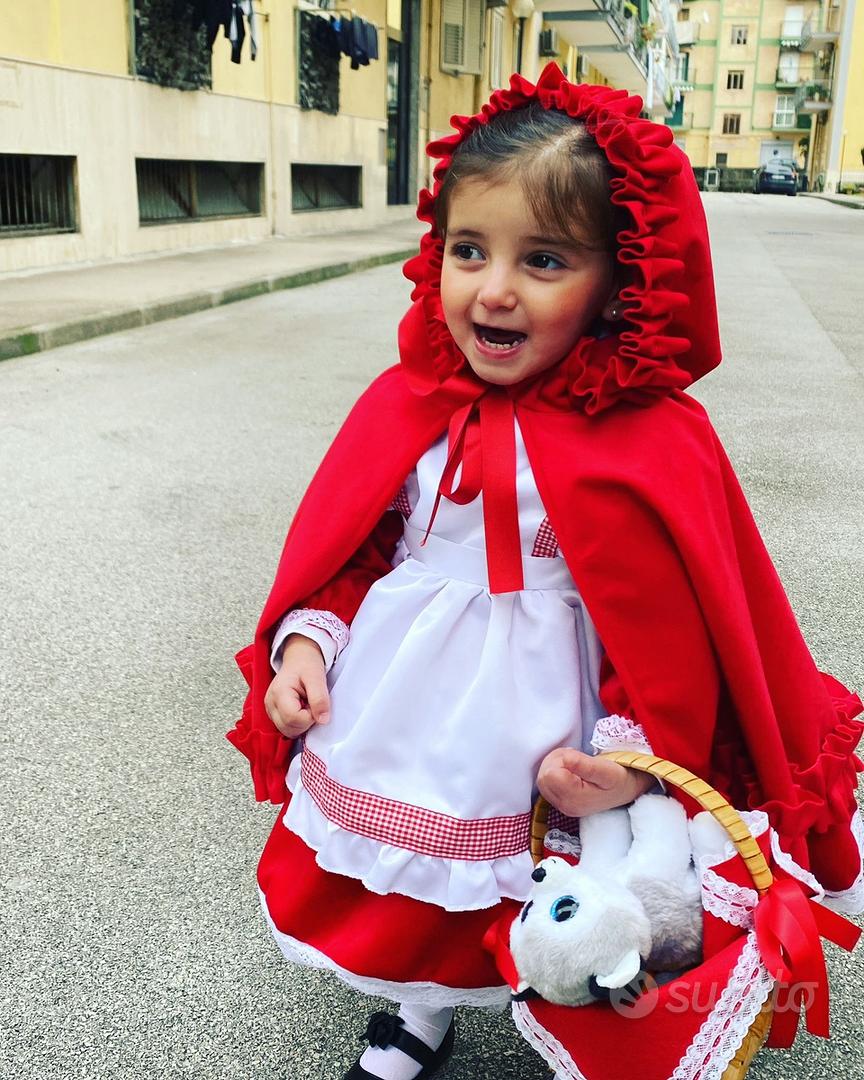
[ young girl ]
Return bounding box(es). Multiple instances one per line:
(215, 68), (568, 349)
(229, 65), (863, 1080)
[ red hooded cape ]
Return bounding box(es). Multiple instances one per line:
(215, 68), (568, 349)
(228, 64), (862, 893)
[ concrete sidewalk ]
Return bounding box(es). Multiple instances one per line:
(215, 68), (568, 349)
(801, 191), (864, 211)
(0, 217), (423, 361)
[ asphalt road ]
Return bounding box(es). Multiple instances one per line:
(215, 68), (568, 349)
(1, 193), (862, 1080)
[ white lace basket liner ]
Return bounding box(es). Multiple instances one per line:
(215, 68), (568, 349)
(522, 751), (781, 1080)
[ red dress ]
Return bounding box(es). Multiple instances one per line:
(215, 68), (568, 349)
(230, 64), (864, 1027)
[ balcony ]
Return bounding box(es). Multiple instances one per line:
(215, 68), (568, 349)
(772, 111), (808, 131)
(669, 111), (694, 130)
(800, 17), (839, 52)
(534, 0), (649, 89)
(675, 19), (700, 46)
(794, 79), (832, 112)
(779, 20), (804, 48)
(775, 66), (802, 89)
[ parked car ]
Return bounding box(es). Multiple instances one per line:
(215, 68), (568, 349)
(752, 162), (798, 195)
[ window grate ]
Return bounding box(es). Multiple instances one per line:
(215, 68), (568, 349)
(0, 154), (76, 237)
(722, 113), (741, 135)
(136, 159), (263, 224)
(291, 164), (362, 212)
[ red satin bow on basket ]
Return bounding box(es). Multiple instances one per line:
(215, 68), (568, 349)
(754, 876), (861, 1047)
(421, 388), (525, 594)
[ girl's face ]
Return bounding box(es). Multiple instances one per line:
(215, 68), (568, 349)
(439, 175), (619, 387)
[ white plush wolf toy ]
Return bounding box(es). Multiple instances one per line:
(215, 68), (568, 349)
(509, 794), (704, 1006)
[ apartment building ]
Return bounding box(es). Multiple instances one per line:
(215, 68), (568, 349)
(665, 0), (862, 191)
(1, 0), (678, 274)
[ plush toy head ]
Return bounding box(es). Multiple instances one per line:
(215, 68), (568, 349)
(509, 856), (652, 1006)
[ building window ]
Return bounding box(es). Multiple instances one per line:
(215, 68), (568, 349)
(722, 114), (741, 135)
(731, 26), (748, 44)
(440, 0), (484, 75)
(136, 160), (263, 224)
(0, 154), (76, 237)
(678, 6), (690, 19)
(291, 164), (362, 212)
(715, 153), (728, 167)
(489, 9), (504, 89)
(773, 95), (797, 129)
(675, 52), (690, 81)
(727, 70), (744, 90)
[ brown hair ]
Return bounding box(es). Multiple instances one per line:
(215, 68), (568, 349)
(434, 103), (628, 260)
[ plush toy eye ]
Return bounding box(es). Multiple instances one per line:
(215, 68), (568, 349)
(550, 895), (579, 922)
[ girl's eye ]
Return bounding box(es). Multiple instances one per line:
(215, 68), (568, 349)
(550, 895), (579, 922)
(528, 252), (566, 271)
(451, 242), (484, 261)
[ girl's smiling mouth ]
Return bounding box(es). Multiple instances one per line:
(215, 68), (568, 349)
(473, 323), (529, 357)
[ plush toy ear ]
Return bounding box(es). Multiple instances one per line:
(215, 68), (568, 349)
(511, 980), (539, 1002)
(594, 948), (643, 990)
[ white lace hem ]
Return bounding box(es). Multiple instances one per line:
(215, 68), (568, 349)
(512, 1001), (589, 1080)
(514, 933), (773, 1080)
(260, 888), (511, 1009)
(700, 868), (759, 930)
(670, 933), (773, 1080)
(590, 714), (654, 756)
(695, 809), (829, 927)
(822, 807), (864, 915)
(283, 754), (535, 912)
(270, 608), (350, 673)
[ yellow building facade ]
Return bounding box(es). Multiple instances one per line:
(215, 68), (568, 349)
(667, 0), (862, 190)
(1, 0), (662, 274)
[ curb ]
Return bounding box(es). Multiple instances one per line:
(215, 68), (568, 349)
(800, 193), (864, 211)
(0, 246), (416, 363)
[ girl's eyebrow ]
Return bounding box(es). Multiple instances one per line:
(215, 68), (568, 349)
(448, 227), (584, 249)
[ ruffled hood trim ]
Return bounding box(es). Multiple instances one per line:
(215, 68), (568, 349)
(399, 63), (722, 415)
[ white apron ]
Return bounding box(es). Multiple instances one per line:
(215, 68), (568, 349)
(283, 418), (607, 911)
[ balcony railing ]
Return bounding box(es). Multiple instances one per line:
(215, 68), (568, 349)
(775, 66), (802, 87)
(780, 20), (804, 47)
(669, 111), (694, 130)
(800, 16), (840, 52)
(794, 79), (832, 112)
(676, 19), (700, 46)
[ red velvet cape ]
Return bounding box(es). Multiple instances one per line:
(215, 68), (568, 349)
(228, 65), (862, 893)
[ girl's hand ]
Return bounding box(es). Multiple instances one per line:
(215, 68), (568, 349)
(264, 634), (331, 739)
(537, 748), (655, 817)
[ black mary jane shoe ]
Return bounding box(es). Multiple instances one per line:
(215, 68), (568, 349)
(344, 1010), (456, 1080)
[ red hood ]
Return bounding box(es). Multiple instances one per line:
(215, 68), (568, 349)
(398, 62), (722, 415)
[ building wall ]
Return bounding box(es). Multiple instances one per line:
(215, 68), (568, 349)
(824, 0), (863, 188)
(1, 0), (401, 273)
(669, 0), (820, 170)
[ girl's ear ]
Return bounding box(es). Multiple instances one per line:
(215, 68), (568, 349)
(601, 291), (623, 323)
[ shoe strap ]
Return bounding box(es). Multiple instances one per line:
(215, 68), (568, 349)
(360, 1012), (436, 1070)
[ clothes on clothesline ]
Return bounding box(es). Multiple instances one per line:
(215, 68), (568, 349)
(191, 0), (258, 64)
(331, 14), (380, 69)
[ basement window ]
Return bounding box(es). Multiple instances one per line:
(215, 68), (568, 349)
(0, 154), (76, 237)
(291, 164), (362, 212)
(136, 159), (263, 224)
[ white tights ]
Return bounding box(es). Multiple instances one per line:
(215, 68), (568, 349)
(358, 1003), (454, 1080)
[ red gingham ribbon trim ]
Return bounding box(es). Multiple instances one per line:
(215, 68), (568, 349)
(531, 515), (560, 558)
(301, 745), (533, 861)
(389, 485), (413, 517)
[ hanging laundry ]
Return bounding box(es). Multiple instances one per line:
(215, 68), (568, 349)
(363, 18), (379, 62)
(192, 0), (256, 64)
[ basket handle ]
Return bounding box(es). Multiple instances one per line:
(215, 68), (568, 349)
(531, 750), (774, 896)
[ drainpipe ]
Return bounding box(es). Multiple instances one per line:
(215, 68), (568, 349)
(512, 0), (535, 75)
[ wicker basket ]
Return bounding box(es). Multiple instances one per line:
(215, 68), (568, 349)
(531, 751), (775, 1080)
